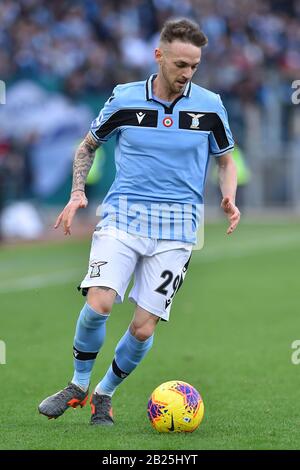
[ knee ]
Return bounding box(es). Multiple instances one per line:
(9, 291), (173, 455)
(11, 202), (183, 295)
(95, 301), (112, 315)
(130, 323), (155, 342)
(87, 287), (116, 314)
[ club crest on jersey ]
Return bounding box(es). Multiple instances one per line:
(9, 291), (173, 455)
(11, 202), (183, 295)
(187, 113), (205, 129)
(163, 117), (173, 127)
(90, 261), (107, 278)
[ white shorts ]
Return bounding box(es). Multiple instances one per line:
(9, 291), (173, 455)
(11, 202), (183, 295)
(80, 227), (192, 321)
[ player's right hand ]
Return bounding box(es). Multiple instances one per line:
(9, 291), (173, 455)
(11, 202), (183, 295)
(54, 190), (88, 235)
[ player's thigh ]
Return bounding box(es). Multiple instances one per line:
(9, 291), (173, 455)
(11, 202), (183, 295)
(129, 247), (192, 321)
(80, 229), (139, 306)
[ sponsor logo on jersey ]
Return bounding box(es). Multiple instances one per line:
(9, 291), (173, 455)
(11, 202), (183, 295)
(136, 112), (146, 124)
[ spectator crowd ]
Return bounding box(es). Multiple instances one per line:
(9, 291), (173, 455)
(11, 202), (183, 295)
(0, 0), (299, 97)
(0, 0), (299, 235)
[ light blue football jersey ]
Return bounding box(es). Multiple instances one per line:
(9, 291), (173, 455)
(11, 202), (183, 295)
(90, 74), (234, 243)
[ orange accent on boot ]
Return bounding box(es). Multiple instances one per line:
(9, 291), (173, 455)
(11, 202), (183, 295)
(109, 407), (113, 418)
(67, 398), (82, 408)
(80, 394), (89, 408)
(90, 393), (96, 415)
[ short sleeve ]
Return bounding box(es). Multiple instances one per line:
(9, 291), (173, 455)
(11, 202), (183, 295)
(208, 95), (234, 156)
(90, 85), (122, 143)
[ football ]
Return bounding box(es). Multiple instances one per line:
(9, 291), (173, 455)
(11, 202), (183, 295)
(147, 380), (204, 433)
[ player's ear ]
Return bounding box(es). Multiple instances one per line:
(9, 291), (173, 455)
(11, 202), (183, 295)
(155, 47), (163, 64)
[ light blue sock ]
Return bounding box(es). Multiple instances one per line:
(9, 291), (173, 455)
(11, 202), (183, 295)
(95, 328), (154, 396)
(72, 302), (109, 390)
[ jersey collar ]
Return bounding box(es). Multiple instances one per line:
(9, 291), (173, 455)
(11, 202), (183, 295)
(145, 74), (192, 114)
(145, 74), (192, 101)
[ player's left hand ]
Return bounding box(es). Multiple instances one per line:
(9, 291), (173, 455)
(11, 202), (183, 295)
(54, 190), (88, 235)
(221, 197), (240, 235)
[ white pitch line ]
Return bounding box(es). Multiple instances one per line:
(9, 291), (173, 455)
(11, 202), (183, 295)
(193, 232), (300, 262)
(0, 269), (83, 294)
(0, 232), (299, 294)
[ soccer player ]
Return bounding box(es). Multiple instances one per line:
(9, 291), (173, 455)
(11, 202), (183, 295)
(38, 18), (240, 425)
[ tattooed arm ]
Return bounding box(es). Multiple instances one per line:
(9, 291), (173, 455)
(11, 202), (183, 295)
(71, 131), (99, 193)
(54, 132), (100, 235)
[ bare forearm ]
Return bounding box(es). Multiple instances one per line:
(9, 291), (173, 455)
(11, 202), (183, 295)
(217, 154), (237, 203)
(71, 132), (100, 193)
(216, 153), (240, 234)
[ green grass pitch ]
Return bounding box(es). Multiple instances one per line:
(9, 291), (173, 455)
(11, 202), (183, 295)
(1, 220), (300, 450)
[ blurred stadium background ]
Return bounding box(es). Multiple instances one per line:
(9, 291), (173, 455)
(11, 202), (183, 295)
(1, 0), (300, 451)
(0, 0), (300, 239)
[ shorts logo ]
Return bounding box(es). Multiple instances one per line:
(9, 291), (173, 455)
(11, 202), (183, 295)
(90, 261), (107, 278)
(163, 117), (173, 127)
